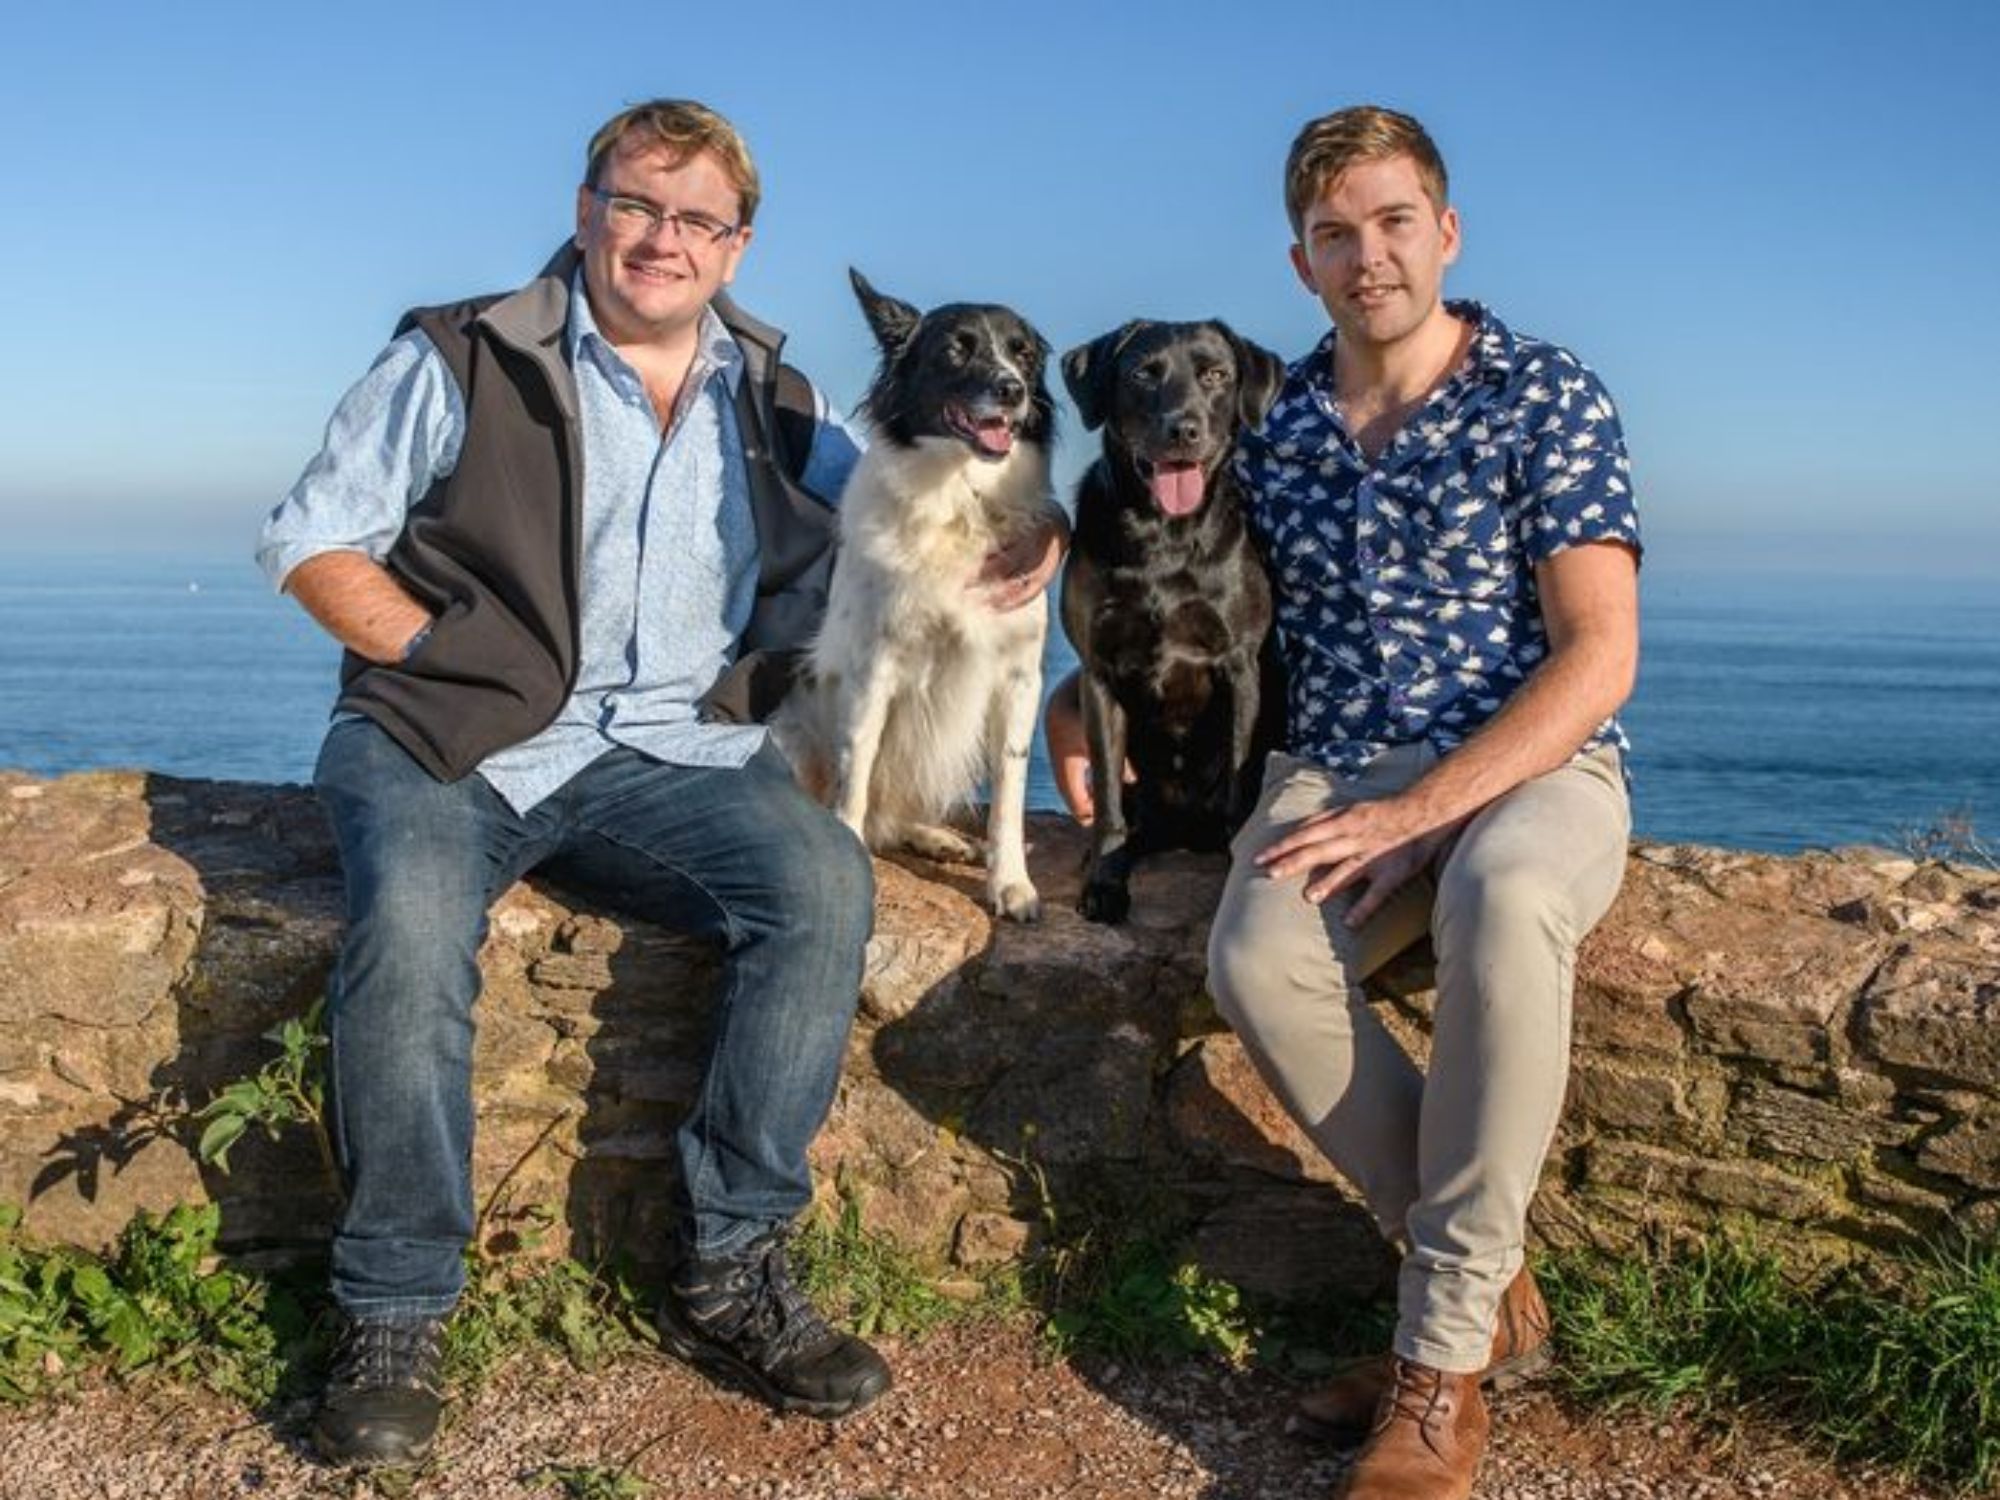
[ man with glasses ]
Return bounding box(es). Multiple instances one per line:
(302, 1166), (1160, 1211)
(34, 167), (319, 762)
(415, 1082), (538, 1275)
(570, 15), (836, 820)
(259, 98), (1060, 1469)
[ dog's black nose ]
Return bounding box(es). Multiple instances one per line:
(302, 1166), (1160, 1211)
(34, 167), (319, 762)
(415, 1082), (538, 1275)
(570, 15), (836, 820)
(996, 375), (1026, 406)
(1171, 416), (1202, 447)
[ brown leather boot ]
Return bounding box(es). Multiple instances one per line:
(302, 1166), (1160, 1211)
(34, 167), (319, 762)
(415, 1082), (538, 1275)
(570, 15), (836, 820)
(1339, 1358), (1489, 1500)
(1297, 1266), (1551, 1444)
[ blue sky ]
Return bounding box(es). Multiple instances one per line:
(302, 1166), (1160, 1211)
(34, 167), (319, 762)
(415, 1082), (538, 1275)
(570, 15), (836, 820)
(4, 0), (1996, 576)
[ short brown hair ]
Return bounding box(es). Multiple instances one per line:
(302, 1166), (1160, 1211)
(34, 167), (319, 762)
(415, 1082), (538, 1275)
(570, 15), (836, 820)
(1283, 105), (1448, 238)
(584, 98), (762, 228)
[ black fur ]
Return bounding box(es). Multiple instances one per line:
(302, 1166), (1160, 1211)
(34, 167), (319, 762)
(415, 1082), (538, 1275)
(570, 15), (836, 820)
(1059, 319), (1285, 924)
(850, 269), (1055, 457)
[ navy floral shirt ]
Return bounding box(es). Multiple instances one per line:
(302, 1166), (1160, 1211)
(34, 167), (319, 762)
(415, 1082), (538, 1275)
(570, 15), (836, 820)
(1235, 301), (1641, 775)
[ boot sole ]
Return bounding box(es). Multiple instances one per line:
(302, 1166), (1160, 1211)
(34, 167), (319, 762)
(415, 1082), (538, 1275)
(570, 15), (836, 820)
(309, 1418), (436, 1469)
(656, 1312), (890, 1421)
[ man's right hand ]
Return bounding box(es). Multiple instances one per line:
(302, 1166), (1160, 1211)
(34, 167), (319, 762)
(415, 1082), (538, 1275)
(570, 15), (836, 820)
(284, 552), (435, 665)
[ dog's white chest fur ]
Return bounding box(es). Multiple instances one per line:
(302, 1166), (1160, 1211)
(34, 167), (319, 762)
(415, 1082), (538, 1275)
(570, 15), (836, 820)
(779, 433), (1052, 922)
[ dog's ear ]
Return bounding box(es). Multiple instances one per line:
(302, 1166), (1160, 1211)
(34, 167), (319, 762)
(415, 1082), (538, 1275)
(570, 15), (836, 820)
(849, 269), (922, 357)
(1222, 326), (1287, 431)
(1061, 322), (1141, 432)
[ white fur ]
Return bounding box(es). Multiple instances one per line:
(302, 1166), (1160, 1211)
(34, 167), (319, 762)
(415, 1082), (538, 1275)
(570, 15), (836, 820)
(777, 431), (1052, 921)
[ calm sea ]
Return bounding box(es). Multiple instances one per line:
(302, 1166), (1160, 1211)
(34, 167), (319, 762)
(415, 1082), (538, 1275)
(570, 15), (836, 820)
(2, 553), (1995, 856)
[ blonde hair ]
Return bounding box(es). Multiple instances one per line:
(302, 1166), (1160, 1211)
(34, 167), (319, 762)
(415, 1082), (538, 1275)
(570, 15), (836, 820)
(1283, 105), (1448, 238)
(584, 98), (761, 227)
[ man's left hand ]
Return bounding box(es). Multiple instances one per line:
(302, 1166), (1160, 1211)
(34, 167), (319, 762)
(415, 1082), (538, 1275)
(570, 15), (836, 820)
(1254, 794), (1439, 908)
(973, 516), (1065, 613)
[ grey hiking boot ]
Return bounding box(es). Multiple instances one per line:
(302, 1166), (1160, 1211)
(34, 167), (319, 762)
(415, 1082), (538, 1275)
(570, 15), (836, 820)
(657, 1227), (891, 1419)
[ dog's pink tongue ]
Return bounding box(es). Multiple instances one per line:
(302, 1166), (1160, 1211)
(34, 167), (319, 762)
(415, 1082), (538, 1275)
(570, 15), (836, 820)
(974, 418), (1015, 458)
(1150, 462), (1204, 516)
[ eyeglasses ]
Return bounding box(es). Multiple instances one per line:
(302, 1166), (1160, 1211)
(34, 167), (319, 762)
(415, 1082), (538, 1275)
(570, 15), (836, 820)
(589, 188), (740, 246)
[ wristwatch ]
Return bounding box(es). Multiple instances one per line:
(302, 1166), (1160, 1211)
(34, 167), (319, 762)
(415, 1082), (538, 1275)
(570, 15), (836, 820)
(401, 621), (435, 662)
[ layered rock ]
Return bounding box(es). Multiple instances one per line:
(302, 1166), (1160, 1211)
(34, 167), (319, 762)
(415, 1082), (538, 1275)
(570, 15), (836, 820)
(3, 768), (1996, 1295)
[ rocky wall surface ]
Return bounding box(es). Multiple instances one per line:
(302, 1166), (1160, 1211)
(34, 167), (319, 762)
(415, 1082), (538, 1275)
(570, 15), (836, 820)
(2, 768), (1996, 1296)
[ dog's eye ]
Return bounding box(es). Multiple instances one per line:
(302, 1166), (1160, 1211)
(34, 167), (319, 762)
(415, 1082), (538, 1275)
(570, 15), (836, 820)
(1133, 363), (1162, 385)
(1198, 367), (1229, 389)
(949, 333), (978, 362)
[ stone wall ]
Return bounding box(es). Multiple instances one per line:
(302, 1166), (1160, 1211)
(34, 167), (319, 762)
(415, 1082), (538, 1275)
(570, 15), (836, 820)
(2, 768), (1996, 1296)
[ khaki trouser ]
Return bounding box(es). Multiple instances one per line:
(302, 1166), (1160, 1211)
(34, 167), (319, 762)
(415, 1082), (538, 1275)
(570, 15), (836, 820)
(1205, 742), (1630, 1372)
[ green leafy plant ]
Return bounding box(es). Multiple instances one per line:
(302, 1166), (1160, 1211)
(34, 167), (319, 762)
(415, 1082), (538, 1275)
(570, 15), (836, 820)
(192, 999), (338, 1193)
(446, 1242), (653, 1389)
(996, 1141), (1256, 1365)
(528, 1460), (654, 1499)
(1044, 1243), (1255, 1365)
(0, 1200), (308, 1404)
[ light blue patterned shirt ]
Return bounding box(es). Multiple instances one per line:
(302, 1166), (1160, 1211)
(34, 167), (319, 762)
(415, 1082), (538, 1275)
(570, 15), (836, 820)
(259, 276), (863, 813)
(1234, 301), (1641, 775)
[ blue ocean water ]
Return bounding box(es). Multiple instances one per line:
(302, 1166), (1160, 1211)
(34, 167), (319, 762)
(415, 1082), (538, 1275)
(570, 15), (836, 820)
(1, 553), (1995, 855)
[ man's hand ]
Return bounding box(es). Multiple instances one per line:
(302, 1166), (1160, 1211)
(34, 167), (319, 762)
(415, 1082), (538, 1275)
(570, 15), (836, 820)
(1043, 669), (1133, 826)
(973, 514), (1065, 613)
(1254, 794), (1458, 919)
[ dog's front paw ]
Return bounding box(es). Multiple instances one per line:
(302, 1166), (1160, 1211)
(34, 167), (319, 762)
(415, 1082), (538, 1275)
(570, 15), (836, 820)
(1078, 877), (1131, 925)
(990, 878), (1042, 924)
(905, 823), (984, 865)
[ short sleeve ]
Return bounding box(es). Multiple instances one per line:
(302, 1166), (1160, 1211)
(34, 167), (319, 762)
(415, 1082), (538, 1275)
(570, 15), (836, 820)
(1514, 360), (1642, 568)
(255, 330), (466, 590)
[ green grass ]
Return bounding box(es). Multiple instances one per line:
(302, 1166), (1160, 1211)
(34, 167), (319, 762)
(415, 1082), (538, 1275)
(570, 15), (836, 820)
(1541, 1231), (2000, 1493)
(791, 1194), (999, 1339)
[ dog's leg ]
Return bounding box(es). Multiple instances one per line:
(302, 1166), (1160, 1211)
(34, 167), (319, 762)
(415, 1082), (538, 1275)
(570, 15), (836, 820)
(1079, 671), (1136, 924)
(1224, 647), (1263, 827)
(829, 658), (898, 847)
(982, 656), (1043, 923)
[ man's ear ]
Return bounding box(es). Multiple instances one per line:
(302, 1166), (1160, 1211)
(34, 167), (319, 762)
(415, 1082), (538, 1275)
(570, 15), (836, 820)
(1222, 326), (1286, 429)
(849, 269), (922, 356)
(1061, 322), (1144, 432)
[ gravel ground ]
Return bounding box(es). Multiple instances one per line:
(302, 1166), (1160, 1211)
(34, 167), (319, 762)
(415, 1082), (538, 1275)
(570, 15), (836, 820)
(0, 1320), (1949, 1500)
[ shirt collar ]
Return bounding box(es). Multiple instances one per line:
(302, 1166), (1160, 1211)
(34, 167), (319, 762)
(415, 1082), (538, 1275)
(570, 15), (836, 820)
(565, 268), (746, 396)
(1297, 299), (1517, 406)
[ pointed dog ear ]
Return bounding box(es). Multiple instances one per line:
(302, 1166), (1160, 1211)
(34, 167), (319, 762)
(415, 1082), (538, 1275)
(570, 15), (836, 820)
(1061, 321), (1143, 432)
(1224, 326), (1286, 430)
(849, 268), (922, 356)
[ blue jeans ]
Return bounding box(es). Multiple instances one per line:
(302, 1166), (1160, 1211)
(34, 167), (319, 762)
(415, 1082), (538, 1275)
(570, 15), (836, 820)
(313, 719), (874, 1318)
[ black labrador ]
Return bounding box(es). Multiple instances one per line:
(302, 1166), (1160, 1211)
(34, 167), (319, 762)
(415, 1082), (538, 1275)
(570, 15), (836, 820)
(1059, 319), (1285, 924)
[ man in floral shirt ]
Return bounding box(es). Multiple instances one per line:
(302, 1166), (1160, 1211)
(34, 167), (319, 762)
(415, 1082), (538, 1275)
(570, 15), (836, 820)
(1204, 107), (1641, 1500)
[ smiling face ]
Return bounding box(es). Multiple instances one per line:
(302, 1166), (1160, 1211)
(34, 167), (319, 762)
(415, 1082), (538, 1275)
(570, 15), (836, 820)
(1062, 320), (1284, 520)
(1104, 324), (1250, 517)
(1289, 152), (1460, 354)
(851, 272), (1053, 462)
(573, 141), (751, 349)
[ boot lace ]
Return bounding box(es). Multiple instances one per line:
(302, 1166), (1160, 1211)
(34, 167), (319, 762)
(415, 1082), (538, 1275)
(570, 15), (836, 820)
(1375, 1357), (1447, 1436)
(329, 1316), (444, 1397)
(698, 1229), (836, 1366)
